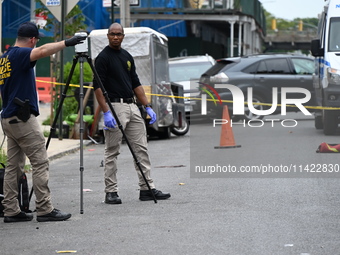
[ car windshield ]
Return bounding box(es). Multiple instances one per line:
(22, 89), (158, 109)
(169, 62), (213, 82)
(328, 17), (340, 52)
(202, 60), (238, 76)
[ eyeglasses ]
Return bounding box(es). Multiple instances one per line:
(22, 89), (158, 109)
(108, 33), (124, 38)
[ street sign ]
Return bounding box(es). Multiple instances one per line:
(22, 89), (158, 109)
(103, 0), (140, 7)
(46, 0), (60, 6)
(42, 0), (79, 22)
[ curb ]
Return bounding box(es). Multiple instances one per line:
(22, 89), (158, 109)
(48, 140), (94, 162)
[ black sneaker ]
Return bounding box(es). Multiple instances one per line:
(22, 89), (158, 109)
(37, 208), (71, 222)
(105, 192), (122, 204)
(139, 189), (171, 201)
(4, 211), (33, 223)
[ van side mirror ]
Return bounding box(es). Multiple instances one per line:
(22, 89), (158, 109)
(311, 39), (324, 57)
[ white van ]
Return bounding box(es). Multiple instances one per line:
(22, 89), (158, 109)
(311, 0), (340, 135)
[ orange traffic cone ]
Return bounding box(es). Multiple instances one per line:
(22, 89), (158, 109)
(214, 105), (241, 149)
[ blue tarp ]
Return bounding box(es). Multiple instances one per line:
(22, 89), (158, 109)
(2, 0), (186, 38)
(134, 0), (187, 37)
(78, 0), (111, 32)
(2, 0), (31, 38)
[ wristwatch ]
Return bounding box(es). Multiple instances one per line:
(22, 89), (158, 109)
(145, 103), (152, 108)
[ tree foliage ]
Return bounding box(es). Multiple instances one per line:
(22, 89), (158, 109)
(263, 7), (319, 33)
(63, 62), (93, 85)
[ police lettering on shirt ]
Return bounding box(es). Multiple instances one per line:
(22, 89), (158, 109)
(0, 55), (11, 85)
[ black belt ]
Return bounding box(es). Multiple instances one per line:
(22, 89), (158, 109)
(110, 98), (135, 104)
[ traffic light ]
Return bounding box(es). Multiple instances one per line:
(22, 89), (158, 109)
(298, 20), (303, 31)
(271, 19), (277, 30)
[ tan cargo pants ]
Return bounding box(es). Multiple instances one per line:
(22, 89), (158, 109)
(103, 103), (155, 193)
(1, 115), (53, 216)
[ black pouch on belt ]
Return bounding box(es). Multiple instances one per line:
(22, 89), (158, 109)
(138, 105), (147, 120)
(14, 97), (31, 122)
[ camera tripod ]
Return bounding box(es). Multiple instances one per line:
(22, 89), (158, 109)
(29, 52), (157, 214)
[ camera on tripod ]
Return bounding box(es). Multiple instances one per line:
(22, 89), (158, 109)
(74, 32), (88, 53)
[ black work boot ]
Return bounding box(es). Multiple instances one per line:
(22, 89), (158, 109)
(105, 192), (122, 204)
(4, 211), (33, 223)
(139, 189), (171, 201)
(37, 208), (71, 222)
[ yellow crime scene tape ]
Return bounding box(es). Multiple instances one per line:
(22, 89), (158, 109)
(36, 79), (340, 111)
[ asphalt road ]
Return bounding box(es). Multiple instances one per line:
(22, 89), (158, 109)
(2, 113), (340, 255)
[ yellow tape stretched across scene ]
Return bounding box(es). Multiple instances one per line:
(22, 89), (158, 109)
(36, 79), (94, 89)
(36, 79), (340, 111)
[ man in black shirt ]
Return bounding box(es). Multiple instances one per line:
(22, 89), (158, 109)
(93, 23), (171, 204)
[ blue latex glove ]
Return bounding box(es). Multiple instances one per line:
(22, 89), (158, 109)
(146, 107), (157, 124)
(103, 110), (117, 128)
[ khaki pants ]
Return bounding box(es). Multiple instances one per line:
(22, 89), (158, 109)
(1, 115), (53, 216)
(104, 103), (155, 193)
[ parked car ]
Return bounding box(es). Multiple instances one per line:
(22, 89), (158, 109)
(198, 53), (317, 120)
(169, 54), (215, 121)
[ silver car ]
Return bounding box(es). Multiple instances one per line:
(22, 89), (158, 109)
(169, 55), (216, 116)
(198, 54), (316, 120)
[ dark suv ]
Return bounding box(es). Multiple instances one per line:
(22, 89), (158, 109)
(197, 54), (316, 120)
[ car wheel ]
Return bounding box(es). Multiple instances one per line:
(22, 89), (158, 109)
(171, 119), (190, 136)
(314, 115), (323, 130)
(243, 94), (265, 121)
(323, 110), (339, 135)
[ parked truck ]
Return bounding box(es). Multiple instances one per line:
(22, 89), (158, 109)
(89, 27), (187, 138)
(311, 0), (340, 135)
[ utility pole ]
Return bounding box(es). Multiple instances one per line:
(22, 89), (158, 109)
(59, 0), (66, 140)
(120, 0), (130, 27)
(30, 0), (35, 22)
(111, 0), (114, 23)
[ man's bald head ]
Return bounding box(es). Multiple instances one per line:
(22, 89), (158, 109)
(108, 23), (124, 34)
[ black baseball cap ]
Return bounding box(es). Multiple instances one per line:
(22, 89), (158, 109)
(17, 21), (45, 39)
